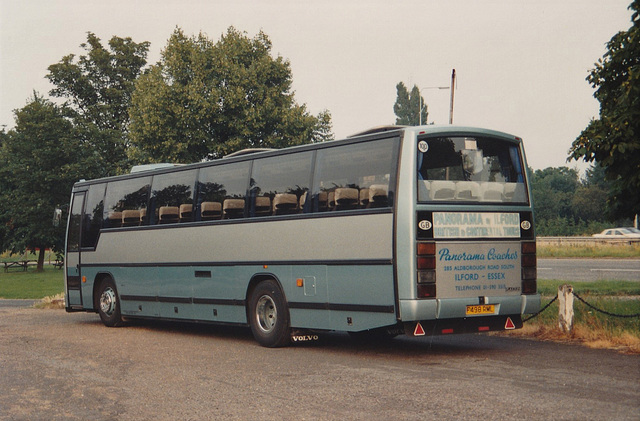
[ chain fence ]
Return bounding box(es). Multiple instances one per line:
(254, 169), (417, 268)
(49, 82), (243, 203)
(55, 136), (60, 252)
(573, 292), (640, 319)
(523, 290), (640, 322)
(523, 295), (558, 322)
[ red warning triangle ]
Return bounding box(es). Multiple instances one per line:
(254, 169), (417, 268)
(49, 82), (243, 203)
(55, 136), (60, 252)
(505, 317), (516, 330)
(414, 323), (426, 336)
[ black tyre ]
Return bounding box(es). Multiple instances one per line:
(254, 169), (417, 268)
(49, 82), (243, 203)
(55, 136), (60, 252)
(248, 280), (290, 348)
(97, 278), (124, 327)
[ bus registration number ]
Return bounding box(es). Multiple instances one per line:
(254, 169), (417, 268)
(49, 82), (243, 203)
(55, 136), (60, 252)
(466, 304), (495, 315)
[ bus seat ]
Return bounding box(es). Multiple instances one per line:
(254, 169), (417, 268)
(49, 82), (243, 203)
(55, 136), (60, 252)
(359, 188), (369, 208)
(299, 191), (312, 212)
(223, 199), (245, 219)
(418, 180), (431, 200)
(107, 211), (122, 228)
(139, 208), (147, 224)
(273, 193), (298, 215)
(317, 191), (329, 211)
(201, 201), (222, 220)
(159, 206), (179, 224)
(255, 196), (272, 217)
(455, 181), (481, 201)
(122, 209), (140, 227)
(504, 183), (525, 202)
(430, 180), (456, 200)
(481, 183), (504, 201)
(334, 187), (359, 210)
(503, 183), (517, 200)
(179, 204), (193, 222)
(368, 184), (389, 207)
(327, 191), (335, 210)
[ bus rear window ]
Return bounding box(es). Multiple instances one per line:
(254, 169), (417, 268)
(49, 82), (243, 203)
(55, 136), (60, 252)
(417, 137), (527, 203)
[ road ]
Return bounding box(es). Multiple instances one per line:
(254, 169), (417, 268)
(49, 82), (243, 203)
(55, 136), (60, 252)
(538, 258), (640, 282)
(0, 308), (638, 420)
(0, 299), (38, 308)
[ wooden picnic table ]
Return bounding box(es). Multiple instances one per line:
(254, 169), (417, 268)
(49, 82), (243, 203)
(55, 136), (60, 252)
(2, 260), (34, 273)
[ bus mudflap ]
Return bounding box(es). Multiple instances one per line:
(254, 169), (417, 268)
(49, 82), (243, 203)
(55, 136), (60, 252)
(404, 315), (523, 337)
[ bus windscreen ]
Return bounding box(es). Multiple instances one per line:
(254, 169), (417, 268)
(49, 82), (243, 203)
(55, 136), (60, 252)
(417, 136), (527, 204)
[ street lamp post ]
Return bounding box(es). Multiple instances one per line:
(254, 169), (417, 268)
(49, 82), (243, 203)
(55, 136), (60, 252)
(449, 69), (456, 125)
(419, 69), (456, 125)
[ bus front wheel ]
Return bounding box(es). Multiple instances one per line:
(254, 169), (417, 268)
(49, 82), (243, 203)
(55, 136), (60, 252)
(97, 278), (123, 327)
(249, 280), (290, 347)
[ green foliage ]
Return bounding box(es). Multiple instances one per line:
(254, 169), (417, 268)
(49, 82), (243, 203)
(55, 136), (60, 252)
(128, 27), (333, 163)
(0, 95), (89, 268)
(393, 82), (427, 126)
(569, 1), (640, 219)
(536, 217), (615, 237)
(530, 167), (580, 222)
(47, 32), (150, 175)
(529, 165), (632, 236)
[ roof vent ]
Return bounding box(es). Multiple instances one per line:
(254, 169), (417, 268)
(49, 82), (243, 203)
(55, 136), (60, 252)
(130, 163), (185, 173)
(347, 125), (407, 138)
(224, 148), (275, 158)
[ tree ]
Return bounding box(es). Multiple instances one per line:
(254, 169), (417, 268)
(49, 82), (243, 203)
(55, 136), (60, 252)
(0, 95), (88, 270)
(47, 32), (150, 175)
(128, 27), (332, 163)
(569, 1), (640, 219)
(393, 82), (427, 126)
(0, 128), (8, 251)
(530, 167), (580, 222)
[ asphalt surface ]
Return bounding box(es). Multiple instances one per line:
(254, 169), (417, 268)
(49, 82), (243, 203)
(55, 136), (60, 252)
(1, 308), (638, 420)
(0, 300), (37, 308)
(538, 258), (640, 282)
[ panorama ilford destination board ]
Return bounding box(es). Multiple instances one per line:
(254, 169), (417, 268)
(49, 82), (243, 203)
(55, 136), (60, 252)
(431, 212), (522, 299)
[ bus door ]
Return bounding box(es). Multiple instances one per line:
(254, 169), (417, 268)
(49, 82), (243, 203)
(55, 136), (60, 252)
(65, 191), (85, 309)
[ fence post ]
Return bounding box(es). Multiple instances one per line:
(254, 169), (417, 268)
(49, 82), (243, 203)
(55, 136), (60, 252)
(558, 284), (574, 333)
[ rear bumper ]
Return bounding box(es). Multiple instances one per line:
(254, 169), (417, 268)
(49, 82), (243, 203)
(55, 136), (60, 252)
(399, 294), (541, 321)
(403, 314), (523, 336)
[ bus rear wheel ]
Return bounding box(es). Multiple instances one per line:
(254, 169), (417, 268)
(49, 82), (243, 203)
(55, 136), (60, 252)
(97, 278), (123, 327)
(249, 280), (290, 347)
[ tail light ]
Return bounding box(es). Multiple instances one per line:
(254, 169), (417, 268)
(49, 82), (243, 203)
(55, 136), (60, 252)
(417, 242), (436, 298)
(521, 241), (536, 294)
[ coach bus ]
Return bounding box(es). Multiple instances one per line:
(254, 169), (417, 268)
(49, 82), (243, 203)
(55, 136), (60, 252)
(64, 125), (540, 347)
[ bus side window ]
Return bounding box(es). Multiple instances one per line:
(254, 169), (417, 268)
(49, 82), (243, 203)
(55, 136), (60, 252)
(81, 183), (106, 248)
(149, 170), (196, 225)
(103, 177), (151, 229)
(196, 161), (251, 221)
(312, 138), (399, 212)
(249, 151), (313, 217)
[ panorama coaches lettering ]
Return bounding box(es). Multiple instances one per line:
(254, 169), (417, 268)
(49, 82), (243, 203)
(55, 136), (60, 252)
(64, 125), (540, 347)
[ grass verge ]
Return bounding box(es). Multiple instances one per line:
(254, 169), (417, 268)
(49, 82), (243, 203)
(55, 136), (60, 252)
(537, 242), (640, 258)
(0, 266), (64, 299)
(506, 279), (640, 354)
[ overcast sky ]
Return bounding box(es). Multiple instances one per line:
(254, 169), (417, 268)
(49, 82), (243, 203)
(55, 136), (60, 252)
(0, 0), (633, 171)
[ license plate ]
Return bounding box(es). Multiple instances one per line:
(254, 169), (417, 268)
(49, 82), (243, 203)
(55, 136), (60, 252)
(466, 304), (495, 315)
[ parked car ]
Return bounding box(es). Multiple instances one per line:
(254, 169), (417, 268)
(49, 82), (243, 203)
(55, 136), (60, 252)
(592, 227), (640, 238)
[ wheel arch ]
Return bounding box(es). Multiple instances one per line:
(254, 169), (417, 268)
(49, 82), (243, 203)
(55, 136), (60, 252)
(245, 273), (286, 319)
(92, 272), (116, 312)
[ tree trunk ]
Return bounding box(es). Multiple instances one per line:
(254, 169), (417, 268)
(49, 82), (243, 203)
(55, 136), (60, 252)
(37, 248), (46, 272)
